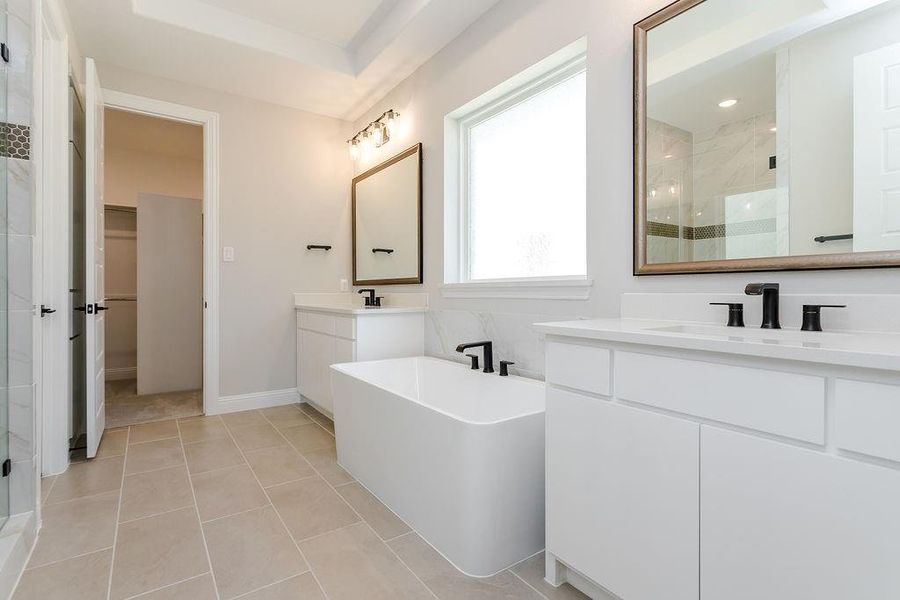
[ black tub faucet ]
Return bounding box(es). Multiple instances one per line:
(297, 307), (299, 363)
(456, 341), (494, 373)
(745, 283), (781, 329)
(358, 288), (377, 307)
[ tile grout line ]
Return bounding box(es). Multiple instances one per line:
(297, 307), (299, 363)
(22, 545), (115, 572)
(230, 571), (310, 600)
(122, 571), (213, 600)
(117, 503), (198, 526)
(509, 568), (552, 600)
(223, 408), (331, 600)
(264, 405), (441, 600)
(105, 424), (132, 600)
(175, 418), (223, 600)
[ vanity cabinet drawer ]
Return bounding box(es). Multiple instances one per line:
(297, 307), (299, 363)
(546, 341), (610, 395)
(835, 379), (900, 463)
(615, 352), (825, 443)
(298, 311), (334, 335)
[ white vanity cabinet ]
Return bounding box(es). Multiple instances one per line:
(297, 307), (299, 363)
(536, 319), (900, 600)
(296, 303), (425, 415)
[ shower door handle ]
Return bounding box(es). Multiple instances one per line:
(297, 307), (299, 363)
(40, 305), (57, 317)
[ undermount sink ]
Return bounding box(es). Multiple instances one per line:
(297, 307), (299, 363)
(645, 324), (848, 347)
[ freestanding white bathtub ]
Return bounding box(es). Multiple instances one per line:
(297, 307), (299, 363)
(331, 356), (545, 577)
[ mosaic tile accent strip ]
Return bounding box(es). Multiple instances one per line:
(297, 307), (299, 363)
(649, 218), (777, 240)
(1, 122), (30, 160)
(646, 221), (681, 239)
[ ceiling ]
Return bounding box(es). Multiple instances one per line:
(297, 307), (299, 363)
(105, 108), (203, 160)
(65, 0), (501, 121)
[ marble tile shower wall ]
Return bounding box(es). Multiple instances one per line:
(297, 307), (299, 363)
(425, 310), (588, 379)
(646, 118), (693, 264)
(4, 0), (35, 517)
(691, 111), (777, 261)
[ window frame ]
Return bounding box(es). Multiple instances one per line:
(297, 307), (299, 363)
(448, 52), (590, 298)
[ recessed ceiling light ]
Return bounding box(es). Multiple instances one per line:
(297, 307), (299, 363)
(718, 98), (738, 108)
(664, 154), (673, 159)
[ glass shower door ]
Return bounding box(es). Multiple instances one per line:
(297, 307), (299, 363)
(0, 0), (11, 529)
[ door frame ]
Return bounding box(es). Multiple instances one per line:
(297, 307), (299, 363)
(37, 0), (73, 476)
(102, 90), (220, 417)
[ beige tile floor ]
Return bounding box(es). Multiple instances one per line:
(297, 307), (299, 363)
(105, 379), (203, 429)
(18, 402), (586, 600)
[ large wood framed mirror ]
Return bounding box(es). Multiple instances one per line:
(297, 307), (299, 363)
(352, 143), (423, 285)
(634, 0), (900, 274)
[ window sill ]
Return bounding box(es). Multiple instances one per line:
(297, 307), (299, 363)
(439, 277), (593, 301)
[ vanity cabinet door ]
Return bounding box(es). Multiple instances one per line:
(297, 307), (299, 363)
(701, 426), (900, 600)
(298, 328), (335, 413)
(546, 388), (699, 600)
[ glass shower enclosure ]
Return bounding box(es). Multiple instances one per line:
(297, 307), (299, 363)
(0, 0), (11, 529)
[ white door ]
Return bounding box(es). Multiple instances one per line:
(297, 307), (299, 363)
(546, 388), (700, 600)
(854, 42), (900, 251)
(136, 194), (203, 395)
(701, 426), (900, 599)
(84, 58), (106, 457)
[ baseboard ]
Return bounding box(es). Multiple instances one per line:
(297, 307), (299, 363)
(106, 367), (137, 381)
(211, 387), (300, 415)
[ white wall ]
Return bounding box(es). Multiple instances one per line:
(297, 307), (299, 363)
(351, 0), (900, 378)
(106, 147), (203, 207)
(787, 7), (900, 255)
(98, 64), (353, 397)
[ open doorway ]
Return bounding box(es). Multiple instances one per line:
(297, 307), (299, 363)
(102, 109), (204, 428)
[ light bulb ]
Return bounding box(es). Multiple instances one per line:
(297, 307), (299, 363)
(669, 184), (677, 195)
(385, 111), (398, 136)
(650, 188), (657, 198)
(718, 98), (738, 108)
(373, 124), (384, 146)
(349, 139), (360, 160)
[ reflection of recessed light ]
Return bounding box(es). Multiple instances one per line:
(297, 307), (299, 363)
(696, 211), (703, 217)
(664, 154), (673, 159)
(770, 126), (777, 132)
(718, 98), (738, 108)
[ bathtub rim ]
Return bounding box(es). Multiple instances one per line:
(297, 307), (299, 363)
(330, 356), (545, 426)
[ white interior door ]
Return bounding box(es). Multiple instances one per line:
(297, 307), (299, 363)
(85, 58), (106, 457)
(854, 42), (900, 252)
(137, 194), (203, 395)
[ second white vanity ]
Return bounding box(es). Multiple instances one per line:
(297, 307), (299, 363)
(536, 299), (900, 600)
(295, 292), (426, 415)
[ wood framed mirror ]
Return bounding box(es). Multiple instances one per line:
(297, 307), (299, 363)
(634, 0), (900, 274)
(352, 143), (423, 285)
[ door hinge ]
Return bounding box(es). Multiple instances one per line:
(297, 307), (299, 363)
(2, 459), (11, 478)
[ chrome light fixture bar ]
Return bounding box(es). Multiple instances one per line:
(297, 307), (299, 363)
(348, 109), (400, 160)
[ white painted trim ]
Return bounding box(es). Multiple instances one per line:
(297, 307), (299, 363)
(101, 89), (221, 418)
(106, 367), (137, 381)
(212, 388), (300, 415)
(38, 0), (74, 477)
(440, 277), (593, 300)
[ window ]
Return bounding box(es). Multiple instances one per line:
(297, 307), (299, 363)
(459, 56), (586, 283)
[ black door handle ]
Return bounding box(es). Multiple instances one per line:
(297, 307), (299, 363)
(40, 305), (56, 317)
(94, 303), (109, 312)
(75, 305), (87, 312)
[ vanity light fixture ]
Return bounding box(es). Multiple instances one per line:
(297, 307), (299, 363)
(718, 98), (738, 108)
(348, 109), (401, 160)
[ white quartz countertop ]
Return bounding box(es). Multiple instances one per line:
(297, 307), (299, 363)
(293, 292), (428, 315)
(534, 318), (900, 372)
(294, 303), (427, 315)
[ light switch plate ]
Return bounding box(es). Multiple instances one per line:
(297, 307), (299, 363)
(223, 246), (235, 262)
(340, 279), (349, 292)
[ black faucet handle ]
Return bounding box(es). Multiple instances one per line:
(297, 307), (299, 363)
(465, 354), (480, 370)
(801, 304), (846, 332)
(710, 303), (745, 328)
(745, 282), (779, 295)
(499, 361), (515, 377)
(357, 288), (376, 306)
(374, 296), (384, 307)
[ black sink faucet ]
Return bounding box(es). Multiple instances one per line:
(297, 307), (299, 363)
(745, 283), (781, 329)
(456, 341), (494, 373)
(358, 288), (377, 307)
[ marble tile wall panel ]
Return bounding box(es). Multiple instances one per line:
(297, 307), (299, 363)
(425, 309), (589, 380)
